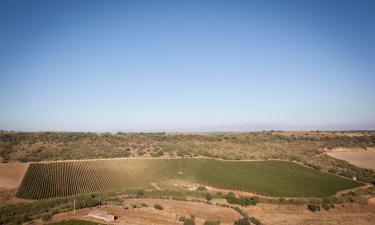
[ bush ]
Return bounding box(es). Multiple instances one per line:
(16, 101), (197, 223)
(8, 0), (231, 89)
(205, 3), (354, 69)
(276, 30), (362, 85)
(204, 220), (220, 225)
(183, 218), (195, 225)
(322, 202), (334, 211)
(278, 197), (286, 204)
(205, 193), (213, 201)
(307, 204), (321, 212)
(249, 217), (263, 225)
(234, 218), (250, 225)
(226, 192), (258, 206)
(154, 204), (163, 210)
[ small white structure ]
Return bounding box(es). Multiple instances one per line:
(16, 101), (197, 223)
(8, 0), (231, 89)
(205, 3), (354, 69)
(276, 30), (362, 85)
(88, 209), (115, 222)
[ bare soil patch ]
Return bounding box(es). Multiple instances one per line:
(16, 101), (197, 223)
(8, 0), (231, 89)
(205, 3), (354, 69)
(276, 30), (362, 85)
(28, 199), (241, 225)
(0, 162), (29, 189)
(243, 203), (375, 225)
(326, 148), (375, 170)
(0, 162), (29, 205)
(25, 200), (375, 225)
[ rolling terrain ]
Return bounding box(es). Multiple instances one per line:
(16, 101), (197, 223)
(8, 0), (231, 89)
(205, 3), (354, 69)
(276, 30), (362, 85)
(16, 158), (361, 199)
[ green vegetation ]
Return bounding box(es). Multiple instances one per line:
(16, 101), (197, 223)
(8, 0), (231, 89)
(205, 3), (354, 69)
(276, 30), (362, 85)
(48, 219), (104, 225)
(0, 193), (104, 225)
(307, 204), (321, 212)
(226, 192), (258, 206)
(183, 218), (196, 225)
(16, 158), (361, 199)
(154, 204), (163, 210)
(234, 218), (250, 225)
(1, 131), (375, 183)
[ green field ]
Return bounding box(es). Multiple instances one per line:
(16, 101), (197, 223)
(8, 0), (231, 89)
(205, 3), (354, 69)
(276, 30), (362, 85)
(16, 158), (361, 199)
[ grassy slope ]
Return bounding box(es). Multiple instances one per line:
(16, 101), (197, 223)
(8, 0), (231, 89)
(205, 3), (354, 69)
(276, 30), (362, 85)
(16, 159), (361, 199)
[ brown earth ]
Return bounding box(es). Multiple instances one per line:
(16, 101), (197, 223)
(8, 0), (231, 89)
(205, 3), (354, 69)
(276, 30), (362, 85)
(326, 147), (375, 171)
(28, 199), (241, 225)
(0, 162), (29, 205)
(25, 199), (375, 225)
(243, 203), (375, 225)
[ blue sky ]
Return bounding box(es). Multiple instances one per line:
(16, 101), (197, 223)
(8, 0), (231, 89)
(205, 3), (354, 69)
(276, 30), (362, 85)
(0, 0), (374, 131)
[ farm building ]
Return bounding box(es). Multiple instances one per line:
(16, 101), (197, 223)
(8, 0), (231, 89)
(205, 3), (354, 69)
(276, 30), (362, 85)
(88, 209), (115, 222)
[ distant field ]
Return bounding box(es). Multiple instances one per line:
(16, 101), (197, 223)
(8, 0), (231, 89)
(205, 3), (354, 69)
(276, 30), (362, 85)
(16, 158), (361, 199)
(326, 148), (375, 171)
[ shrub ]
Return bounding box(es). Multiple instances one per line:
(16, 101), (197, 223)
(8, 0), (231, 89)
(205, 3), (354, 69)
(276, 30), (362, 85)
(226, 192), (258, 206)
(154, 204), (163, 210)
(307, 204), (321, 212)
(205, 193), (213, 201)
(234, 218), (250, 225)
(204, 220), (220, 225)
(137, 149), (146, 156)
(249, 217), (263, 225)
(322, 202), (334, 211)
(183, 218), (195, 225)
(278, 197), (286, 204)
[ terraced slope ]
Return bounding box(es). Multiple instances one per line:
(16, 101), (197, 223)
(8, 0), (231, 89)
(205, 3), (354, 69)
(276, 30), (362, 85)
(16, 158), (361, 199)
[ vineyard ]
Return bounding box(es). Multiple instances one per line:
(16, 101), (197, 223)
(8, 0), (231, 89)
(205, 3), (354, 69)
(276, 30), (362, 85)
(16, 158), (362, 199)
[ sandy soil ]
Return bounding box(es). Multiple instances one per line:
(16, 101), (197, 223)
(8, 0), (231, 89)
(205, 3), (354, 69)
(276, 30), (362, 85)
(243, 203), (375, 225)
(0, 162), (29, 205)
(0, 162), (29, 189)
(326, 148), (375, 171)
(25, 199), (375, 225)
(29, 199), (241, 225)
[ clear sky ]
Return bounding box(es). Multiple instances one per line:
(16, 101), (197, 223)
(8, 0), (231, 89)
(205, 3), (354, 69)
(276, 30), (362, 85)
(0, 0), (374, 131)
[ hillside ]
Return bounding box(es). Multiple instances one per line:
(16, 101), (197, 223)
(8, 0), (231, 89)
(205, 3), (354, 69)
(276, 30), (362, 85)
(1, 131), (375, 183)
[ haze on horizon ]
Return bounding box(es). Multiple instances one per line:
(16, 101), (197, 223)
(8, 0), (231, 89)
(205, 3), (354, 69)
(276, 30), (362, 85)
(1, 0), (375, 132)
